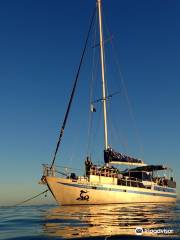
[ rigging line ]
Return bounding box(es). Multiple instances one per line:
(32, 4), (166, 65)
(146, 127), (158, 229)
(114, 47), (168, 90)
(91, 106), (103, 163)
(98, 3), (121, 152)
(111, 40), (144, 158)
(87, 8), (98, 156)
(106, 94), (127, 152)
(102, 10), (129, 151)
(106, 100), (112, 147)
(103, 15), (144, 158)
(12, 189), (49, 207)
(88, 30), (101, 155)
(88, 57), (100, 155)
(106, 95), (116, 148)
(108, 103), (129, 153)
(50, 7), (97, 169)
(103, 18), (131, 154)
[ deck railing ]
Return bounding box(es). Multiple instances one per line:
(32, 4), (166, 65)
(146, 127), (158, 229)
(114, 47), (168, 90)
(42, 164), (56, 177)
(42, 164), (84, 179)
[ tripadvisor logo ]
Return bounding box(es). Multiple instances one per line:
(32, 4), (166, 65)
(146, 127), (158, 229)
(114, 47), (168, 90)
(135, 227), (143, 235)
(135, 227), (174, 235)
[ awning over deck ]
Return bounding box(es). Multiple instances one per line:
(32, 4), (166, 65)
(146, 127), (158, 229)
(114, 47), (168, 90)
(129, 165), (168, 172)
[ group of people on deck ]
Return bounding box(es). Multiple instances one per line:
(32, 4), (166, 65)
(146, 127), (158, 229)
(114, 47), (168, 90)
(154, 176), (168, 186)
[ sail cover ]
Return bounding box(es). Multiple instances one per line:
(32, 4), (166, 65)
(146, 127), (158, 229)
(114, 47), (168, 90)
(104, 147), (144, 165)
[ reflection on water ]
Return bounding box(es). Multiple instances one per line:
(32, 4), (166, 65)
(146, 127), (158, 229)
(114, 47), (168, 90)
(43, 202), (180, 239)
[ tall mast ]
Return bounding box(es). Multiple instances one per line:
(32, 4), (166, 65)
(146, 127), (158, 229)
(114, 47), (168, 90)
(97, 0), (108, 150)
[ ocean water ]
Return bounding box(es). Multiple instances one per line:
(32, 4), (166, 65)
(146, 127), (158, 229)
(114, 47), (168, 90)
(0, 201), (180, 240)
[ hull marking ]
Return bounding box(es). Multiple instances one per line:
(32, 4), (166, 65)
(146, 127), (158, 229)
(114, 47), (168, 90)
(58, 182), (177, 198)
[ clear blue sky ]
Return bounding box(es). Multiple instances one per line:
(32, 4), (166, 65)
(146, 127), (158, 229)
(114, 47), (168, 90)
(0, 0), (180, 205)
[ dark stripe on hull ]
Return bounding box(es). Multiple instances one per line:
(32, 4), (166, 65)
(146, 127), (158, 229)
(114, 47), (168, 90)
(58, 182), (177, 199)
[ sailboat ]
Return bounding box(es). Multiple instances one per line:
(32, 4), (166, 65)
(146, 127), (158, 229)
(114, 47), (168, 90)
(40, 0), (177, 205)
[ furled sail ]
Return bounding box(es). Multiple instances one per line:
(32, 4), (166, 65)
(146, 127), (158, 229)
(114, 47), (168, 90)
(104, 147), (145, 165)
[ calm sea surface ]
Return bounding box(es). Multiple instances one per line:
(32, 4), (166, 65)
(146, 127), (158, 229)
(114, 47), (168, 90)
(0, 201), (180, 240)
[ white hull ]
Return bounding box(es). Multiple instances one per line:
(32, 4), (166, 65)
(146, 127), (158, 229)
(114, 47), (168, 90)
(45, 176), (177, 205)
